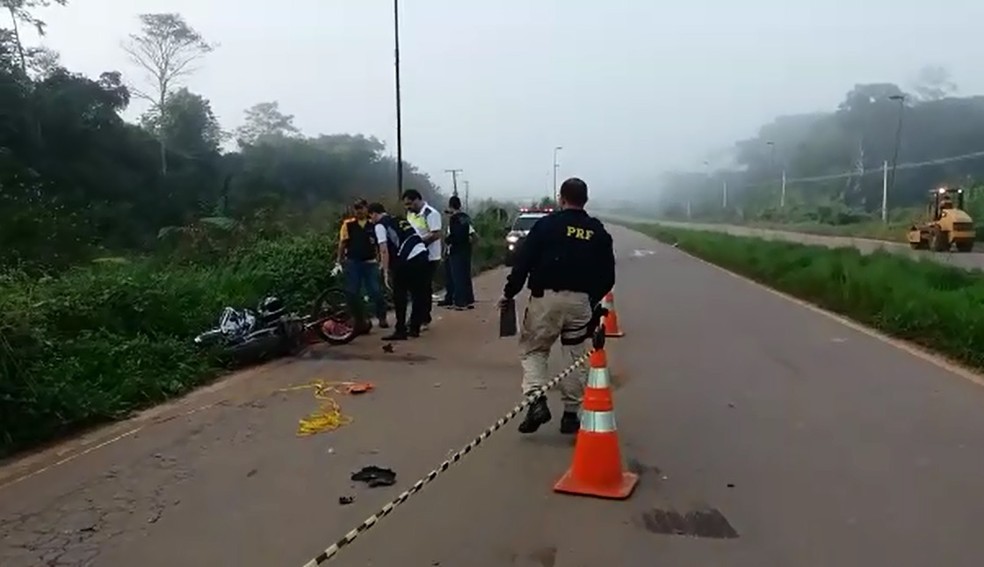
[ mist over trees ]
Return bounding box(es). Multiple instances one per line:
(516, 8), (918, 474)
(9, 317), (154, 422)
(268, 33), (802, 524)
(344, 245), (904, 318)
(1, 8), (440, 273)
(656, 65), (984, 221)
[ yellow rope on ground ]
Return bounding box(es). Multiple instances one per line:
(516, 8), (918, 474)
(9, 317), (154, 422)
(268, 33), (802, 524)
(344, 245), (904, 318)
(297, 397), (352, 436)
(277, 380), (368, 437)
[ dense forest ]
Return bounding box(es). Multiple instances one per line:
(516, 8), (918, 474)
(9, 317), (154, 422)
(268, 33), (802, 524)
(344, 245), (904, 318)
(655, 66), (984, 223)
(0, 7), (441, 274)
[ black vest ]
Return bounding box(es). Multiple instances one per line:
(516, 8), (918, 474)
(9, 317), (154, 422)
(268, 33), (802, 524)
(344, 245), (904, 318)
(376, 215), (424, 261)
(343, 218), (377, 261)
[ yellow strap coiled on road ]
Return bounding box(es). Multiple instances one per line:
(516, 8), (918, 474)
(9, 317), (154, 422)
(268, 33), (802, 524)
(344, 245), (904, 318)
(278, 380), (360, 436)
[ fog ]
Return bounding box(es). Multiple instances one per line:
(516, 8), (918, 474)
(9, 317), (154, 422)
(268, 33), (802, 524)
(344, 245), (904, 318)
(30, 0), (984, 201)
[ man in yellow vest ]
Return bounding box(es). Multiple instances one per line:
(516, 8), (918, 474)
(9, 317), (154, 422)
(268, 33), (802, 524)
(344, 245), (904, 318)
(336, 199), (389, 329)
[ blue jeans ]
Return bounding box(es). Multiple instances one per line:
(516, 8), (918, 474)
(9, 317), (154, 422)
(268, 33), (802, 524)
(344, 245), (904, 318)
(448, 253), (474, 307)
(344, 260), (387, 321)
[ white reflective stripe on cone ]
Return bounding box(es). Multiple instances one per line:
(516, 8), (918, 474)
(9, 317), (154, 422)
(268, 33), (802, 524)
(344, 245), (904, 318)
(586, 366), (610, 388)
(580, 409), (617, 433)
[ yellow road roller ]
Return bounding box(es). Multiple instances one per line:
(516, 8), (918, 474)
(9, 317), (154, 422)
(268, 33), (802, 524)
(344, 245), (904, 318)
(906, 187), (975, 252)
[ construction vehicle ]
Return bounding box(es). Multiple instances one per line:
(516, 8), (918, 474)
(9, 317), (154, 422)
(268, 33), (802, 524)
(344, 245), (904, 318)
(906, 187), (975, 252)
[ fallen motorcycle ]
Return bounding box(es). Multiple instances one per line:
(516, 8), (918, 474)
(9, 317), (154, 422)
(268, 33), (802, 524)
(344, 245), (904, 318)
(194, 290), (363, 365)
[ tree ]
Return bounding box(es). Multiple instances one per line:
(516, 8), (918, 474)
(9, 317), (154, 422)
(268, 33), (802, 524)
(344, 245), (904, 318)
(235, 101), (299, 147)
(0, 16), (444, 274)
(652, 78), (984, 220)
(143, 87), (221, 159)
(122, 13), (214, 175)
(913, 65), (957, 102)
(1, 0), (66, 72)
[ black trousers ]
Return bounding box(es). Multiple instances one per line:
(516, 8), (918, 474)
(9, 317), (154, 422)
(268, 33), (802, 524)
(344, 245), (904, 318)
(424, 260), (439, 324)
(393, 254), (430, 333)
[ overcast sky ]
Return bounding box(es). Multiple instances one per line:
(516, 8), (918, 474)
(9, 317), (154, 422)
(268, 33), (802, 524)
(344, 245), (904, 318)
(28, 0), (984, 200)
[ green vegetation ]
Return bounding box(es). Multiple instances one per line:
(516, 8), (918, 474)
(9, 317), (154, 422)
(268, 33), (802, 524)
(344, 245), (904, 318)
(638, 225), (984, 370)
(651, 67), (984, 234)
(0, 7), (511, 458)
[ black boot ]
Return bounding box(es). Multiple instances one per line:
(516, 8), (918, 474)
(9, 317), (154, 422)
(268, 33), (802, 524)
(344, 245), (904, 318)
(560, 411), (580, 434)
(382, 329), (408, 341)
(518, 397), (551, 434)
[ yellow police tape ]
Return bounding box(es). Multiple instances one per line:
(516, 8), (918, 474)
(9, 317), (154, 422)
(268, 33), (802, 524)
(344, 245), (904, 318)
(277, 380), (370, 436)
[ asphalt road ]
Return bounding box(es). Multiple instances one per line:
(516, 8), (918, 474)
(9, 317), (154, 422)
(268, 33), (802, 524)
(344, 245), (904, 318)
(4, 225), (984, 566)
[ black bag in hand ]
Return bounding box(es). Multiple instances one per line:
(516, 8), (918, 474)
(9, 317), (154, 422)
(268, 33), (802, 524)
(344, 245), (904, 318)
(499, 298), (517, 337)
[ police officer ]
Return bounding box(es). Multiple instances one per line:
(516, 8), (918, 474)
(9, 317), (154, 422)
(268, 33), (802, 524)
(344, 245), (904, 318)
(497, 177), (615, 434)
(367, 202), (430, 340)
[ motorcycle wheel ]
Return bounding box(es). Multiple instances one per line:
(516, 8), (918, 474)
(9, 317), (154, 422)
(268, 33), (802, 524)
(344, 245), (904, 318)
(310, 288), (360, 345)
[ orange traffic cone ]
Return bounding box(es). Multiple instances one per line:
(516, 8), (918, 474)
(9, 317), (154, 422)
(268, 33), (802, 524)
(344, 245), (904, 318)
(601, 291), (625, 337)
(553, 347), (638, 500)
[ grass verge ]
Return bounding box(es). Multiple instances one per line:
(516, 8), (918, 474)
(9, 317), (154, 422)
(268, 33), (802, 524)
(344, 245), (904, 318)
(635, 224), (984, 370)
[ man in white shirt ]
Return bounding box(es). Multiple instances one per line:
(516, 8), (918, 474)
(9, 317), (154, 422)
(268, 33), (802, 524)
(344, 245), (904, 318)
(402, 189), (442, 328)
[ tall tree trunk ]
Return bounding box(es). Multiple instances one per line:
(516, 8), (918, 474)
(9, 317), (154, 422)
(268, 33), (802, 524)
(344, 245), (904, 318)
(158, 92), (168, 175)
(6, 6), (26, 73)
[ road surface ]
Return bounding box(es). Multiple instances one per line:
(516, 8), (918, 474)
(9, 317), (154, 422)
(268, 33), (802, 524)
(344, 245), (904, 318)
(4, 225), (984, 566)
(610, 215), (984, 271)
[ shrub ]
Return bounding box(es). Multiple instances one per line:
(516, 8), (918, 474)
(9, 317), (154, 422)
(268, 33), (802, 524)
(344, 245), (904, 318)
(0, 232), (335, 456)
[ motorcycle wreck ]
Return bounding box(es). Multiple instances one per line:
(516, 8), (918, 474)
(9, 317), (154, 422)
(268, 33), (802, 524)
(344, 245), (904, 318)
(194, 293), (362, 366)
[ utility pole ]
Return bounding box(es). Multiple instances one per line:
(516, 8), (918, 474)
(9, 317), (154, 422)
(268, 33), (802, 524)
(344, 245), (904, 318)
(888, 94), (906, 199)
(552, 146), (563, 203)
(444, 168), (463, 197)
(780, 170), (787, 208)
(723, 180), (728, 209)
(393, 0), (404, 202)
(463, 180), (470, 210)
(881, 160), (889, 222)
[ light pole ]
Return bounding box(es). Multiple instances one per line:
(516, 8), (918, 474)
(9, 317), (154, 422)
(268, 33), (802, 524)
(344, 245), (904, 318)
(702, 160), (711, 217)
(393, 0), (404, 202)
(766, 140), (786, 207)
(888, 94), (906, 199)
(444, 168), (463, 197)
(552, 146), (563, 203)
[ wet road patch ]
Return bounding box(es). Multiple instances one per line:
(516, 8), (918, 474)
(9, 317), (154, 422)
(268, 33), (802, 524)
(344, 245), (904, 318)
(626, 458), (661, 476)
(641, 507), (738, 539)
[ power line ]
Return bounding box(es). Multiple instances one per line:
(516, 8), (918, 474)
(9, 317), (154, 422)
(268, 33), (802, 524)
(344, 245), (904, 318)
(738, 147), (984, 189)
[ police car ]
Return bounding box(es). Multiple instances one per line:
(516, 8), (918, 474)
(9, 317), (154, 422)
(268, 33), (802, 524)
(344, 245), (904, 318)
(504, 208), (552, 266)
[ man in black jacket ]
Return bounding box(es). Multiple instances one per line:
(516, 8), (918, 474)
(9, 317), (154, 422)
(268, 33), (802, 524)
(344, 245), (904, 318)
(442, 195), (476, 310)
(498, 178), (615, 435)
(367, 203), (430, 340)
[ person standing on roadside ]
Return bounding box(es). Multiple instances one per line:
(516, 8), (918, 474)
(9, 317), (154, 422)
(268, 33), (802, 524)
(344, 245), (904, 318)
(336, 199), (388, 329)
(402, 189), (443, 329)
(368, 202), (429, 340)
(497, 178), (615, 435)
(443, 195), (476, 310)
